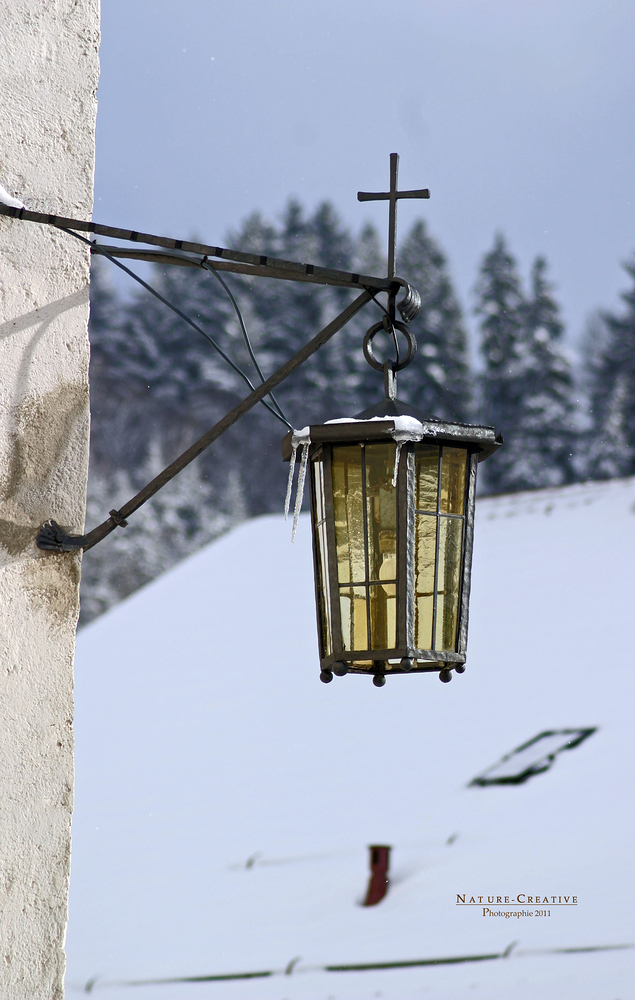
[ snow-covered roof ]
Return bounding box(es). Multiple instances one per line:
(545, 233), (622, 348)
(65, 476), (635, 999)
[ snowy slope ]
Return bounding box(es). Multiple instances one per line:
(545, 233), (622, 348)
(65, 477), (635, 999)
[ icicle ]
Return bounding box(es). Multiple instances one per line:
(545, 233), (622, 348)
(390, 415), (424, 486)
(283, 427), (311, 540)
(291, 442), (309, 543)
(284, 443), (298, 521)
(392, 440), (403, 487)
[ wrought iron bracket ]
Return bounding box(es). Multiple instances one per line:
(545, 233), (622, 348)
(0, 154), (429, 554)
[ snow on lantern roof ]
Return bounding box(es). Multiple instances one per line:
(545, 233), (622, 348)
(281, 402), (502, 463)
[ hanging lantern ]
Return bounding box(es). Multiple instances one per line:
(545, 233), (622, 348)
(282, 319), (501, 686)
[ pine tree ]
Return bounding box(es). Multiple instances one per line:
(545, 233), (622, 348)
(229, 199), (361, 426)
(339, 221), (387, 414)
(395, 220), (471, 422)
(517, 256), (576, 487)
(87, 257), (146, 474)
(584, 257), (635, 478)
(354, 221), (385, 277)
(475, 233), (527, 492)
(476, 239), (577, 492)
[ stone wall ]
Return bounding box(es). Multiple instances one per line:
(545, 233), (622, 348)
(0, 2), (100, 997)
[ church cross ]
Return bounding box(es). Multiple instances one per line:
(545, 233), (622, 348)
(358, 152), (430, 279)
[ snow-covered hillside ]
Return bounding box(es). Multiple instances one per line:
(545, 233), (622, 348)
(65, 477), (635, 999)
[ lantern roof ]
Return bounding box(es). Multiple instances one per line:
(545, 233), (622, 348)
(281, 398), (502, 462)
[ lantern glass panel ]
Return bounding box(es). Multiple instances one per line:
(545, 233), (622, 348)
(312, 456), (332, 656)
(440, 447), (467, 514)
(340, 586), (368, 651)
(331, 442), (398, 653)
(413, 443), (469, 654)
(332, 447), (365, 585)
(415, 444), (439, 511)
(364, 443), (397, 584)
(435, 514), (463, 650)
(370, 582), (397, 649)
(414, 513), (436, 649)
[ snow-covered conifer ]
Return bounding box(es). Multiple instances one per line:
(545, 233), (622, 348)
(475, 233), (526, 492)
(516, 256), (576, 487)
(583, 258), (635, 478)
(397, 220), (471, 422)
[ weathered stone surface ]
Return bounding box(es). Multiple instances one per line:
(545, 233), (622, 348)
(0, 3), (99, 997)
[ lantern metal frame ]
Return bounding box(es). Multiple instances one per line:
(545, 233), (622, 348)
(282, 407), (501, 682)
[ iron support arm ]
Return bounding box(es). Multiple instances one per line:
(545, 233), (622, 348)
(88, 243), (396, 294)
(0, 203), (419, 306)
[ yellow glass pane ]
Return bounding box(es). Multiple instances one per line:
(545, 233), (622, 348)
(435, 516), (463, 651)
(415, 514), (436, 650)
(332, 445), (365, 585)
(365, 443), (397, 583)
(369, 583), (396, 650)
(416, 595), (434, 650)
(415, 444), (439, 511)
(440, 447), (467, 514)
(339, 586), (368, 651)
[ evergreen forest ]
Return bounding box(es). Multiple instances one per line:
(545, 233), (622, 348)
(80, 202), (635, 623)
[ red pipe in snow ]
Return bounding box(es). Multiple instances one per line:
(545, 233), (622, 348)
(363, 845), (391, 906)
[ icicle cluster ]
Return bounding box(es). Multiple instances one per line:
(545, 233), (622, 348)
(284, 426), (311, 542)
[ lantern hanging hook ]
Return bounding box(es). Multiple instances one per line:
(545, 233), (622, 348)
(363, 317), (417, 400)
(363, 319), (416, 374)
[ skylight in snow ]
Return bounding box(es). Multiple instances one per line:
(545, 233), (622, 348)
(469, 728), (597, 787)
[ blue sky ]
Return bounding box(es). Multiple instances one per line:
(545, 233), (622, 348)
(95, 0), (635, 345)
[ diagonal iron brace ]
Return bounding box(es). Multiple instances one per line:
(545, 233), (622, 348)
(37, 290), (373, 553)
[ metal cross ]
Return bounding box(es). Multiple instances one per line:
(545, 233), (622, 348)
(358, 153), (430, 280)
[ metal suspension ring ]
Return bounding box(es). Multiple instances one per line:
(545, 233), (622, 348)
(363, 319), (417, 373)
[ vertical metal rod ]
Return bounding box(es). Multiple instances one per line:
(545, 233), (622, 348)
(457, 450), (478, 655)
(361, 444), (372, 651)
(431, 447), (443, 652)
(396, 442), (412, 652)
(308, 453), (327, 660)
(387, 152), (399, 280)
(324, 444), (343, 660)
